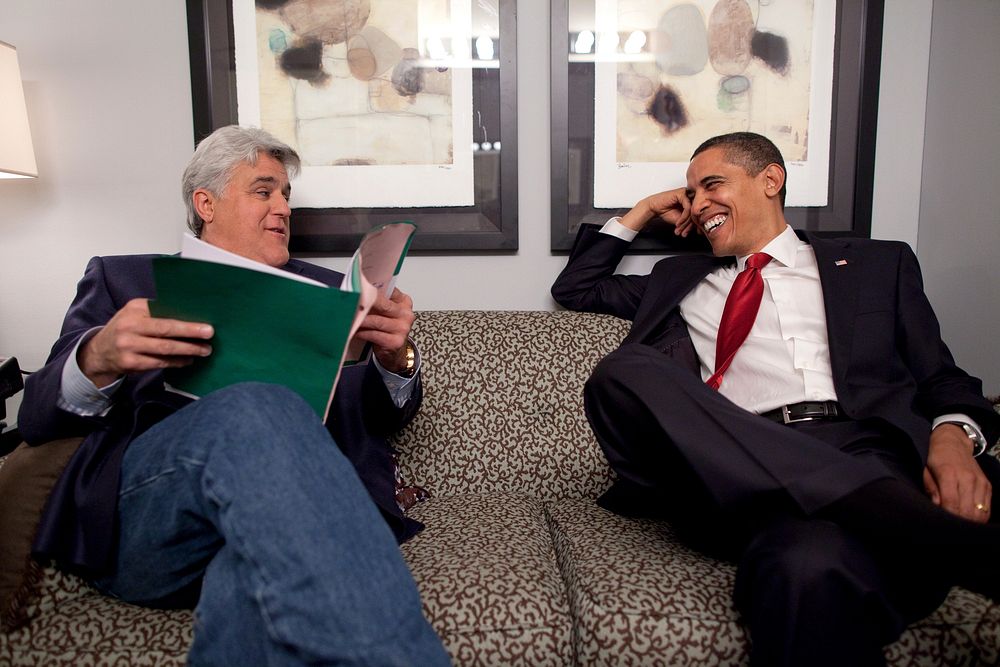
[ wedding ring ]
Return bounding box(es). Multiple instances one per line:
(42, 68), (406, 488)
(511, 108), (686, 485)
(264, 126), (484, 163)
(976, 503), (989, 513)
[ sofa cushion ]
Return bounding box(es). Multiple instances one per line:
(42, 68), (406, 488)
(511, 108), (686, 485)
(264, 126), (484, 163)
(0, 439), (83, 631)
(546, 498), (747, 665)
(402, 493), (574, 665)
(394, 311), (629, 500)
(546, 498), (1000, 666)
(0, 564), (191, 666)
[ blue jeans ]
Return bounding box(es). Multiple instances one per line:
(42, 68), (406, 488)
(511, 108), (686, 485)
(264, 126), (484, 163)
(92, 383), (449, 666)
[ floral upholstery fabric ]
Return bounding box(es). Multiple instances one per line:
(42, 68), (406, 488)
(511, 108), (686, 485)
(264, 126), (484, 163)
(0, 565), (191, 666)
(402, 494), (573, 666)
(2, 312), (998, 666)
(392, 311), (627, 501)
(547, 498), (749, 666)
(547, 498), (1000, 666)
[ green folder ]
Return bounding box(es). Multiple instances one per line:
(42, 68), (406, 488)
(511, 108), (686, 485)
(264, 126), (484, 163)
(149, 258), (360, 418)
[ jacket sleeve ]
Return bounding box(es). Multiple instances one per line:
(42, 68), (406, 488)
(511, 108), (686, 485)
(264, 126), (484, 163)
(335, 360), (422, 437)
(18, 257), (120, 445)
(893, 244), (999, 445)
(551, 224), (648, 321)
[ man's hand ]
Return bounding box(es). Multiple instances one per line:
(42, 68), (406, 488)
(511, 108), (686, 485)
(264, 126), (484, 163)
(79, 298), (214, 388)
(354, 288), (416, 374)
(619, 188), (694, 237)
(923, 423), (991, 523)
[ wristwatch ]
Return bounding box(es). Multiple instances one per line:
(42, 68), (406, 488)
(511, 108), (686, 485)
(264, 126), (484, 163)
(943, 421), (988, 457)
(397, 340), (417, 379)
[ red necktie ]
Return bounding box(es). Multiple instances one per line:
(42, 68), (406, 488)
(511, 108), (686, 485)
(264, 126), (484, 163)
(706, 252), (772, 390)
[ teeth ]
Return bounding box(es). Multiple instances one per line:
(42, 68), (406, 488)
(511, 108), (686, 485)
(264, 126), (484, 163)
(703, 214), (727, 232)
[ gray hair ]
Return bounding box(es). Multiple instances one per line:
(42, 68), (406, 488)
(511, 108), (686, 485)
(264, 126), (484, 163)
(182, 125), (301, 236)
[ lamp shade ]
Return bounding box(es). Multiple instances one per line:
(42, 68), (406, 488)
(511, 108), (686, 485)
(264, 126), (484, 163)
(0, 41), (37, 179)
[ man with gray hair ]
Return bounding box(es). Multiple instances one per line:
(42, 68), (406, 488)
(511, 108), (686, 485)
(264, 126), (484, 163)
(19, 125), (449, 665)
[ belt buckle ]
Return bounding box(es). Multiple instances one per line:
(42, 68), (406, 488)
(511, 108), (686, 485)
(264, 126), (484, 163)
(780, 402), (835, 424)
(780, 405), (803, 424)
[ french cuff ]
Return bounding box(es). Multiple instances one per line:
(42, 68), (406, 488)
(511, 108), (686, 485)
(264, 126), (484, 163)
(57, 328), (124, 417)
(372, 339), (421, 408)
(600, 217), (639, 242)
(932, 413), (988, 457)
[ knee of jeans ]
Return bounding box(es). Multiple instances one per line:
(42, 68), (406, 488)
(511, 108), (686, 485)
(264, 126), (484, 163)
(201, 383), (318, 431)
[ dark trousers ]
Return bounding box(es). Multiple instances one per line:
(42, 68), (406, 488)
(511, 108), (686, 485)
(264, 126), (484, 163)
(583, 344), (972, 667)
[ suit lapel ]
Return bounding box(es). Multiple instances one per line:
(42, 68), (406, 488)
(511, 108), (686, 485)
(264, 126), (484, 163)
(805, 233), (861, 388)
(627, 254), (728, 343)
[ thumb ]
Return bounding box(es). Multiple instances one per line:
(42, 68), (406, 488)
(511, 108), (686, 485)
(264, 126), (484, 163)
(922, 467), (941, 505)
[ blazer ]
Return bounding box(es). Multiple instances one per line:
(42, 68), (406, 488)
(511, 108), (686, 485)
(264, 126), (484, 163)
(19, 254), (423, 573)
(552, 224), (1000, 466)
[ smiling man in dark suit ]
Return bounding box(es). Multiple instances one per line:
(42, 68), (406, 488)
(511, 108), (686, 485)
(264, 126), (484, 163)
(19, 125), (449, 666)
(552, 132), (1000, 666)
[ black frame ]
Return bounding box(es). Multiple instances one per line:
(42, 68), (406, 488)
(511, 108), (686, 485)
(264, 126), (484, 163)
(186, 0), (518, 253)
(550, 0), (884, 251)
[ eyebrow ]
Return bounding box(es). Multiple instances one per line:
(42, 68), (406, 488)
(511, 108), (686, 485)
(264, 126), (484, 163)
(250, 176), (291, 197)
(685, 174), (725, 198)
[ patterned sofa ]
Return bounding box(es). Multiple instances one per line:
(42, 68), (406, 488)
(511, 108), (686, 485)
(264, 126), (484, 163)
(2, 311), (999, 665)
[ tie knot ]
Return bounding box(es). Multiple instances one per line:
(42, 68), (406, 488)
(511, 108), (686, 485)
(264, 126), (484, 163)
(746, 253), (772, 271)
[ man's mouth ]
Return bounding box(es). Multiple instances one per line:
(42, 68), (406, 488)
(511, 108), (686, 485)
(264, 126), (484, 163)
(266, 227), (287, 237)
(702, 213), (727, 234)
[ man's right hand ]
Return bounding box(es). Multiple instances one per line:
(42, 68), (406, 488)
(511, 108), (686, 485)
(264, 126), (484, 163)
(619, 188), (694, 237)
(79, 298), (214, 388)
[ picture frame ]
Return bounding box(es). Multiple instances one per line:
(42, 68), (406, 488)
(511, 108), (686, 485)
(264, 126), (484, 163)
(186, 0), (518, 253)
(550, 0), (884, 252)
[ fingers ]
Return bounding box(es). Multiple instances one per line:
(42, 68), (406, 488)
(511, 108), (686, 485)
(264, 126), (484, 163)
(355, 289), (415, 372)
(935, 465), (991, 524)
(923, 467), (941, 505)
(80, 298), (213, 386)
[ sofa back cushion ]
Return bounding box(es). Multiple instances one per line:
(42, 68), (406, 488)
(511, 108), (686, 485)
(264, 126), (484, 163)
(393, 311), (630, 499)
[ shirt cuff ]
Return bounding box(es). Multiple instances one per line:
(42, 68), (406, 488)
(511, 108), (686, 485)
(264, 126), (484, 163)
(57, 328), (124, 417)
(600, 217), (638, 242)
(932, 413), (987, 456)
(372, 340), (420, 408)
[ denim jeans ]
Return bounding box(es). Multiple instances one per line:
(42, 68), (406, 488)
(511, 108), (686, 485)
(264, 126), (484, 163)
(92, 382), (449, 666)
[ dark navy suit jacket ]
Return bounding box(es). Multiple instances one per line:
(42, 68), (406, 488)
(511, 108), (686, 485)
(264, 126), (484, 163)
(19, 254), (422, 573)
(552, 225), (1000, 470)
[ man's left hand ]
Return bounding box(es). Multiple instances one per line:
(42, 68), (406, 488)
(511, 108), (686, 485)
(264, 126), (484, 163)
(923, 423), (991, 523)
(353, 288), (416, 375)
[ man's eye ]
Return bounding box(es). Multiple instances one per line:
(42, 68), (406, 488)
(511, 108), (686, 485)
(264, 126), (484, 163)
(256, 189), (270, 197)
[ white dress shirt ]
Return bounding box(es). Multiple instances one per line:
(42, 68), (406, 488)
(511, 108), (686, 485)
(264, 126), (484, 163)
(599, 219), (984, 441)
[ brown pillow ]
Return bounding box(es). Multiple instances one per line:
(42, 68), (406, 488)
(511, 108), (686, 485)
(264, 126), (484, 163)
(0, 438), (83, 631)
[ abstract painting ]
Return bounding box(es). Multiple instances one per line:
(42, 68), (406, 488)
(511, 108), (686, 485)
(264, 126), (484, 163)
(592, 0), (835, 208)
(233, 0), (475, 208)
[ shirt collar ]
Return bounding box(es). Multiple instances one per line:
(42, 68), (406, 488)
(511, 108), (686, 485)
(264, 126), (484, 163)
(736, 225), (802, 270)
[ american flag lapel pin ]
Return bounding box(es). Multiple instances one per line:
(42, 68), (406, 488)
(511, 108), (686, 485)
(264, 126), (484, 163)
(835, 259), (848, 266)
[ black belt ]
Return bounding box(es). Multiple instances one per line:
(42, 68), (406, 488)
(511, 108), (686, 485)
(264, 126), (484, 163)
(760, 401), (842, 424)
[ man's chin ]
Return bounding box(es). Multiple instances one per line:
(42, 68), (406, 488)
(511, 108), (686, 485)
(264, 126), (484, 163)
(262, 247), (290, 268)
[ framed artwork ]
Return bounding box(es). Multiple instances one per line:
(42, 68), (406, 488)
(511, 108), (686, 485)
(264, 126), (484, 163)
(550, 0), (884, 251)
(187, 0), (517, 253)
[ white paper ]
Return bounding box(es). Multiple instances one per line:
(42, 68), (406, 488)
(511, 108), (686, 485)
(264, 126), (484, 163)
(180, 234), (326, 287)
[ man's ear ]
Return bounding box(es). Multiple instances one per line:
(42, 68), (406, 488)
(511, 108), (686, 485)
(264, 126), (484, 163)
(762, 163), (785, 200)
(192, 189), (216, 227)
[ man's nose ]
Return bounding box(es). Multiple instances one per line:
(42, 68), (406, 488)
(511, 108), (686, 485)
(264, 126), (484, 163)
(691, 191), (709, 217)
(273, 194), (291, 216)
